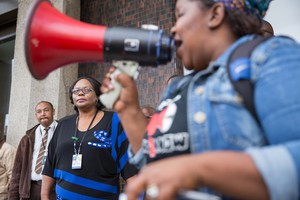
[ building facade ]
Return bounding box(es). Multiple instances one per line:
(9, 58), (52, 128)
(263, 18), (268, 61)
(4, 0), (180, 147)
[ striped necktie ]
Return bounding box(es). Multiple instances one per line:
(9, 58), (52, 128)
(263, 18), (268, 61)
(35, 127), (49, 174)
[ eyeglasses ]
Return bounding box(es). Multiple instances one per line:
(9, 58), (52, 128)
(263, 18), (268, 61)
(72, 87), (94, 95)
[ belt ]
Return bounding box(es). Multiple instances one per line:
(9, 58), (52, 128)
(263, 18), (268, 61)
(31, 180), (42, 185)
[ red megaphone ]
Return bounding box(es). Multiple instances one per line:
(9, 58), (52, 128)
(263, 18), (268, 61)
(25, 0), (174, 80)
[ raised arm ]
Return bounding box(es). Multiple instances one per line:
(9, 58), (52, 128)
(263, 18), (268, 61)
(101, 67), (148, 153)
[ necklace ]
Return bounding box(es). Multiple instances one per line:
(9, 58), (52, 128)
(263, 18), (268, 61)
(73, 110), (98, 155)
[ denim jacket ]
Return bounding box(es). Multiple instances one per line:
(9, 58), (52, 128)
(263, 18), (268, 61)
(129, 35), (300, 200)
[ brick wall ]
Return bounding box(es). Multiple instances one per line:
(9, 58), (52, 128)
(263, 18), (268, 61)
(79, 0), (182, 109)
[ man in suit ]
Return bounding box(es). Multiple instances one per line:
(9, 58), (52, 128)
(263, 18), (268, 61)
(9, 101), (57, 200)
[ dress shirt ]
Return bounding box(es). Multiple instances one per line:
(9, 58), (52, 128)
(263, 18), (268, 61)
(31, 121), (57, 181)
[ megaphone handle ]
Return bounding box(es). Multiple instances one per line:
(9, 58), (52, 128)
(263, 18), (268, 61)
(99, 61), (139, 109)
(99, 69), (122, 108)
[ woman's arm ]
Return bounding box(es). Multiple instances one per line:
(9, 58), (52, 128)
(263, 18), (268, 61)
(41, 175), (56, 200)
(247, 142), (300, 200)
(101, 68), (148, 153)
(125, 151), (269, 200)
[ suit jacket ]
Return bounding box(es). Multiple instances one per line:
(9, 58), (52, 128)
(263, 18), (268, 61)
(8, 124), (38, 199)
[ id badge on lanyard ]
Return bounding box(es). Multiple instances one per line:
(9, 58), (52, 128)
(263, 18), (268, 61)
(72, 111), (98, 170)
(72, 154), (82, 169)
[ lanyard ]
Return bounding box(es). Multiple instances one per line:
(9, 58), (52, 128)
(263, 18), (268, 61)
(73, 111), (98, 155)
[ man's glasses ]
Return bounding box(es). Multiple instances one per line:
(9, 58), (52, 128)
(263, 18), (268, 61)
(72, 87), (94, 95)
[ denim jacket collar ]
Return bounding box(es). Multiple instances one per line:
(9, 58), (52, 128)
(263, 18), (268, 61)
(208, 35), (255, 70)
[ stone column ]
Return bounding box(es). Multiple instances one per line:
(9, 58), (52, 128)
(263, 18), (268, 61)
(6, 0), (80, 147)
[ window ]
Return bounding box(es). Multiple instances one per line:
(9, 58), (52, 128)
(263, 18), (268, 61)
(0, 4), (17, 140)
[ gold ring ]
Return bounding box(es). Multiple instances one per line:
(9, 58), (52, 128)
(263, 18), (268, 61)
(146, 184), (159, 199)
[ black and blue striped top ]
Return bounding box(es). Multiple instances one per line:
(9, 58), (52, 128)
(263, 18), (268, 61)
(43, 111), (138, 200)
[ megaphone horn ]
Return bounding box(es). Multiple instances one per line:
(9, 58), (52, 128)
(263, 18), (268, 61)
(25, 0), (174, 80)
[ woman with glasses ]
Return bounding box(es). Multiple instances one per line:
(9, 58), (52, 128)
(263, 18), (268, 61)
(41, 76), (138, 200)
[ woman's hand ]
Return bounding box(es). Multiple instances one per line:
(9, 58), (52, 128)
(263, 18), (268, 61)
(125, 155), (201, 200)
(101, 66), (140, 113)
(125, 152), (269, 200)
